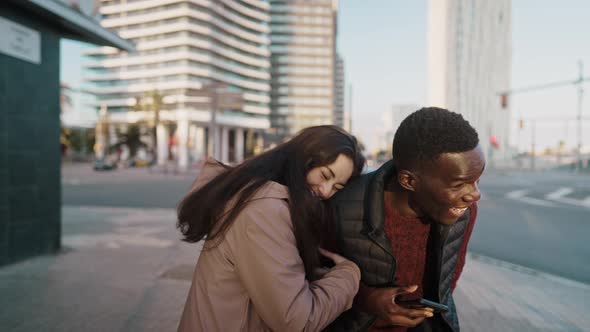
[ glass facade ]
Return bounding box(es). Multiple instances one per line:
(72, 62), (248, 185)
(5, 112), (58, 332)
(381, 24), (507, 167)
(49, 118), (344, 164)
(428, 0), (512, 160)
(269, 0), (337, 139)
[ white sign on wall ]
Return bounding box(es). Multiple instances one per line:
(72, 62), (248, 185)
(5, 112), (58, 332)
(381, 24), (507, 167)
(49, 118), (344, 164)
(0, 16), (41, 65)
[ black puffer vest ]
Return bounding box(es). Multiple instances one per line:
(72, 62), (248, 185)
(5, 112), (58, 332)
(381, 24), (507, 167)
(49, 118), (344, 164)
(326, 160), (470, 332)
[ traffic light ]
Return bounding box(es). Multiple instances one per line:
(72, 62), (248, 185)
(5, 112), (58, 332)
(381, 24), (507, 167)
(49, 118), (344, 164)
(501, 94), (508, 109)
(490, 135), (500, 149)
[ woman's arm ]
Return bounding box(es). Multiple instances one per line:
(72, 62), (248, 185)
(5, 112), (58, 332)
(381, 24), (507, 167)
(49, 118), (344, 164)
(228, 199), (361, 332)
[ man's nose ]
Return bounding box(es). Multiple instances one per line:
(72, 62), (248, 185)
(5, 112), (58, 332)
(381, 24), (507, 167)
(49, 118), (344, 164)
(464, 182), (481, 202)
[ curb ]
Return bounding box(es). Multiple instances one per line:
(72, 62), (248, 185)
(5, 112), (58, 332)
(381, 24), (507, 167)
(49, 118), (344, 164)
(468, 252), (590, 291)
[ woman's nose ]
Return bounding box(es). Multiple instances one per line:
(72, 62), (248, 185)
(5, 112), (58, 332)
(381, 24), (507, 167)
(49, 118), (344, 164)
(319, 184), (333, 200)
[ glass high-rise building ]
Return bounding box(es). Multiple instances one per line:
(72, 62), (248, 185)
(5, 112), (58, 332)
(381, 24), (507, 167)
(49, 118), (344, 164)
(268, 0), (338, 140)
(428, 0), (511, 161)
(86, 0), (272, 166)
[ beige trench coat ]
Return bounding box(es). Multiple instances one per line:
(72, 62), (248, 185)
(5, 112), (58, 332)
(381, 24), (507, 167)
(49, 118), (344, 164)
(178, 159), (360, 331)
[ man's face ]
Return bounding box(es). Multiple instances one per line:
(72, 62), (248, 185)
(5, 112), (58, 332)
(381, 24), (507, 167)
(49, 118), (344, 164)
(410, 145), (486, 225)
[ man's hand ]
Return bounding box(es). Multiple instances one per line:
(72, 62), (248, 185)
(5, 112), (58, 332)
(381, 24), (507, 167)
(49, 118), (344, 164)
(364, 285), (434, 328)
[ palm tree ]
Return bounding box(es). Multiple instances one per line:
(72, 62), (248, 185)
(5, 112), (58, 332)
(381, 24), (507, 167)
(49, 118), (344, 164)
(109, 124), (147, 159)
(60, 83), (74, 156)
(134, 90), (164, 164)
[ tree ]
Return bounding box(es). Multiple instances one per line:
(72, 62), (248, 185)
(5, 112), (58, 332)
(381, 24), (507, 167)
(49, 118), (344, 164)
(60, 83), (74, 155)
(109, 124), (146, 159)
(134, 90), (164, 163)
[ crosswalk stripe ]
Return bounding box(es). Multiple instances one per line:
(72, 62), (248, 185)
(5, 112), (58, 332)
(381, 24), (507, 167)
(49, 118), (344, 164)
(545, 187), (590, 207)
(506, 190), (556, 207)
(545, 187), (574, 200)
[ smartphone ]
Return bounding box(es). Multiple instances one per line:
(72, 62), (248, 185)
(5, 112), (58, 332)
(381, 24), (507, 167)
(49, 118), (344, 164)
(396, 298), (449, 313)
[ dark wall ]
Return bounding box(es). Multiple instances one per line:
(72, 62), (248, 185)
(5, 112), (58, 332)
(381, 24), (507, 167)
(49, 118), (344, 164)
(0, 5), (62, 266)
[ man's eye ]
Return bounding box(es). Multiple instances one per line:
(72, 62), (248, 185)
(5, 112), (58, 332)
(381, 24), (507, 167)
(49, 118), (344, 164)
(453, 183), (465, 189)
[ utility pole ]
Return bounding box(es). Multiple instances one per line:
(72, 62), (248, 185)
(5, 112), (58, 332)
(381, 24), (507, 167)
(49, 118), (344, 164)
(347, 84), (353, 133)
(209, 85), (219, 160)
(530, 119), (536, 171)
(576, 61), (584, 172)
(205, 82), (241, 161)
(499, 61), (590, 172)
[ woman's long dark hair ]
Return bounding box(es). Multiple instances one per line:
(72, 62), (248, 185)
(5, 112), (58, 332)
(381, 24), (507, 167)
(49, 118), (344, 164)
(177, 125), (365, 280)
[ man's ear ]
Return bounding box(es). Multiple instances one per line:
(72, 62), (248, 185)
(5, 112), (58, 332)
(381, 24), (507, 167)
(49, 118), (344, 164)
(398, 170), (418, 191)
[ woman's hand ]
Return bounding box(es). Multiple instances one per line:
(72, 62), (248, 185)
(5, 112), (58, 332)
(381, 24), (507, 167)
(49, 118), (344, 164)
(318, 248), (350, 264)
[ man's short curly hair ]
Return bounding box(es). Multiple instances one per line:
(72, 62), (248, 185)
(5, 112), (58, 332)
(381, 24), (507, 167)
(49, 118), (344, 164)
(392, 107), (479, 170)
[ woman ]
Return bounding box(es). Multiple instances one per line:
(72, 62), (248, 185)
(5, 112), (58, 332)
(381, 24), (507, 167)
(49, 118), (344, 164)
(177, 126), (366, 331)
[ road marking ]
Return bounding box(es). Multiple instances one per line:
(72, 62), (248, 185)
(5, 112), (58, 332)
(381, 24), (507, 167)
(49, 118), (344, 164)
(545, 187), (590, 208)
(545, 187), (573, 200)
(63, 226), (174, 249)
(505, 190), (556, 207)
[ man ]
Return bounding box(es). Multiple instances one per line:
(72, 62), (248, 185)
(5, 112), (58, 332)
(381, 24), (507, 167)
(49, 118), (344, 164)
(326, 107), (485, 331)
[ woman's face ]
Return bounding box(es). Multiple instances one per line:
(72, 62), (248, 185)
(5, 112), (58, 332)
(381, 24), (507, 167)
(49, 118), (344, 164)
(306, 154), (354, 200)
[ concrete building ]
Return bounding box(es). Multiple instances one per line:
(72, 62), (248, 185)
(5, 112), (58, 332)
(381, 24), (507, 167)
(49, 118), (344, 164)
(0, 0), (132, 266)
(268, 0), (338, 140)
(427, 0), (511, 162)
(375, 104), (419, 155)
(86, 0), (272, 167)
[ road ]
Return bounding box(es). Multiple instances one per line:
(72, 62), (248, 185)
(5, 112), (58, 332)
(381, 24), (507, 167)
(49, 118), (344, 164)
(62, 164), (590, 284)
(61, 163), (196, 209)
(471, 170), (590, 284)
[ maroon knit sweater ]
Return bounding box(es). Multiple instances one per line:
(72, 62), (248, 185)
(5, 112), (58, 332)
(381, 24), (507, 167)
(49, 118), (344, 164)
(362, 192), (478, 332)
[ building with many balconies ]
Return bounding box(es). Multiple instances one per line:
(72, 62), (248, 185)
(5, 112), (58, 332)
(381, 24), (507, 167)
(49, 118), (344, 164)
(268, 0), (338, 140)
(86, 0), (272, 167)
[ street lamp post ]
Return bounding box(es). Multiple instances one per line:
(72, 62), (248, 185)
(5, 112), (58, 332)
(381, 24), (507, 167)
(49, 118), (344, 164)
(203, 82), (243, 161)
(531, 119), (536, 171)
(206, 83), (221, 160)
(576, 61), (584, 172)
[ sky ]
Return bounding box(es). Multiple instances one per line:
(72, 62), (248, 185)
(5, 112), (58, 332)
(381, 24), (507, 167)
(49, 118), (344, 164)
(60, 0), (590, 153)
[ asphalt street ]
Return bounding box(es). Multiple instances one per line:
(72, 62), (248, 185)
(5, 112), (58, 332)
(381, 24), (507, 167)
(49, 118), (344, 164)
(62, 164), (590, 284)
(471, 170), (590, 284)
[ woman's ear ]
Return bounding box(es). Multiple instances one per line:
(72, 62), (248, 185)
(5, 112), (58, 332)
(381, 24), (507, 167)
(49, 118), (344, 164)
(398, 170), (418, 192)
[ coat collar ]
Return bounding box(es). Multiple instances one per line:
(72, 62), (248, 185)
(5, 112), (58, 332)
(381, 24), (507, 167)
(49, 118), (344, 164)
(365, 160), (396, 233)
(193, 157), (289, 201)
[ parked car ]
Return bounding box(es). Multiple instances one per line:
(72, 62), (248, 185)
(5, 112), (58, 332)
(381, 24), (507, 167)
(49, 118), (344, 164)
(93, 158), (117, 171)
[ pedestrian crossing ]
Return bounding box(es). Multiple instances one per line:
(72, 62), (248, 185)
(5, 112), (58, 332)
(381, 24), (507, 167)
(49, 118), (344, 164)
(505, 187), (590, 208)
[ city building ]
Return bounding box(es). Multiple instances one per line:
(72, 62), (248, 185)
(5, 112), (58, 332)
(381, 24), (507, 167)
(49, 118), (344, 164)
(375, 104), (419, 155)
(334, 53), (344, 128)
(268, 0), (338, 140)
(427, 0), (512, 161)
(86, 0), (272, 167)
(0, 0), (132, 266)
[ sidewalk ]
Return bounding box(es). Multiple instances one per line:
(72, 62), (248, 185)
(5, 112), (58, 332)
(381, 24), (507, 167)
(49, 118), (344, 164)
(1, 206), (588, 332)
